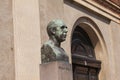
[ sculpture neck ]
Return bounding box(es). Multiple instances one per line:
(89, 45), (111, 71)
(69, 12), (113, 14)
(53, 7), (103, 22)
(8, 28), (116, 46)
(49, 37), (61, 47)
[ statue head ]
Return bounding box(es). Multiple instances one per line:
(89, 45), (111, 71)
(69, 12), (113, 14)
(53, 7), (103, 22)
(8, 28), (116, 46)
(47, 19), (68, 42)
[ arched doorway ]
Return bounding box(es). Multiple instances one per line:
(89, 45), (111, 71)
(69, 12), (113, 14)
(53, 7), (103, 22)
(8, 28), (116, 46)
(71, 17), (103, 80)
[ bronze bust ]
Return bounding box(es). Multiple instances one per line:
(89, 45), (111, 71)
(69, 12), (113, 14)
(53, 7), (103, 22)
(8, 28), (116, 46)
(41, 19), (69, 63)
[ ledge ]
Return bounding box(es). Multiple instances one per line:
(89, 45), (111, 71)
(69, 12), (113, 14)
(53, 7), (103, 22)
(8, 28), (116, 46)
(72, 54), (101, 68)
(72, 0), (120, 23)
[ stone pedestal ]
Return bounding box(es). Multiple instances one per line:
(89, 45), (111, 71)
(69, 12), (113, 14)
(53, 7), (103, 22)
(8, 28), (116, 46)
(40, 61), (73, 80)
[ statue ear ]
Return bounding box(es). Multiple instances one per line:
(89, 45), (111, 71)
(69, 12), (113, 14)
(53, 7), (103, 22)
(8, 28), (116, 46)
(50, 27), (56, 35)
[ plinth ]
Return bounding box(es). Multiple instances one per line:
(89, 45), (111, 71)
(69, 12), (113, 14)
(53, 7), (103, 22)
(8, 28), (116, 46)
(40, 61), (73, 80)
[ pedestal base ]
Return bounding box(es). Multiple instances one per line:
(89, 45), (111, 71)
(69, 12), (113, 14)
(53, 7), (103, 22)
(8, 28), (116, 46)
(40, 61), (73, 80)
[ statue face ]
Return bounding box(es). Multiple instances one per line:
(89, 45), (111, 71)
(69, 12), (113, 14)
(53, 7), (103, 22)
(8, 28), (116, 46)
(54, 24), (68, 42)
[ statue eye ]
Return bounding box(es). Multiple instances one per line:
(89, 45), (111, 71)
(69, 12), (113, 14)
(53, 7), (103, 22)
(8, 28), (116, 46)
(61, 26), (67, 29)
(61, 26), (65, 29)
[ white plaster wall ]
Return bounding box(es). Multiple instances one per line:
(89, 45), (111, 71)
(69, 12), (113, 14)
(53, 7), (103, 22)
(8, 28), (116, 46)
(0, 0), (15, 80)
(110, 21), (120, 80)
(39, 0), (119, 80)
(62, 1), (120, 80)
(13, 0), (41, 80)
(63, 1), (115, 80)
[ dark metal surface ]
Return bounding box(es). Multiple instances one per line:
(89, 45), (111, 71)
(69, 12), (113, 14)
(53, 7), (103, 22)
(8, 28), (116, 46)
(41, 19), (69, 63)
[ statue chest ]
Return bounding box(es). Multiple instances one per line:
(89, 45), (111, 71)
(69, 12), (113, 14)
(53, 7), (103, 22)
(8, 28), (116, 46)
(52, 46), (68, 61)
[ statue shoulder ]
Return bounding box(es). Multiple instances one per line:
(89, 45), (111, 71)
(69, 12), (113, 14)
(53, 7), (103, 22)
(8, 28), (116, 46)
(41, 41), (54, 52)
(41, 41), (55, 63)
(42, 41), (53, 48)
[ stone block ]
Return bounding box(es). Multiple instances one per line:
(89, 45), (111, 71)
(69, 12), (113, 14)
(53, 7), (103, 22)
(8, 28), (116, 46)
(40, 61), (73, 80)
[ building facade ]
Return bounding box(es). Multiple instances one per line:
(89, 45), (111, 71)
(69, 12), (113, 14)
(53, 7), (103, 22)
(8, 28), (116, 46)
(0, 0), (120, 80)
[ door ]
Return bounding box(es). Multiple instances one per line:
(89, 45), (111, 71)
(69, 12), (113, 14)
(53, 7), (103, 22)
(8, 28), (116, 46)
(71, 27), (101, 80)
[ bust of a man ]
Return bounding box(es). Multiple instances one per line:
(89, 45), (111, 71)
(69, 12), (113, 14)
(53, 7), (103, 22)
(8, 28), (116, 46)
(41, 19), (69, 63)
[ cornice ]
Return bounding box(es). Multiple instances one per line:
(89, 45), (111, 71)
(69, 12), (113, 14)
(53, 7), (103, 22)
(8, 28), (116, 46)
(71, 0), (120, 23)
(109, 0), (120, 7)
(93, 0), (120, 16)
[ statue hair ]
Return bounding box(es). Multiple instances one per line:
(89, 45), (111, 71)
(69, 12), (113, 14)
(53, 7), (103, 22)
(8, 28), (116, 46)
(47, 19), (65, 37)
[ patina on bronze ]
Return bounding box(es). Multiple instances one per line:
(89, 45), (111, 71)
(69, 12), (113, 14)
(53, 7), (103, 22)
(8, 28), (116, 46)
(41, 19), (69, 63)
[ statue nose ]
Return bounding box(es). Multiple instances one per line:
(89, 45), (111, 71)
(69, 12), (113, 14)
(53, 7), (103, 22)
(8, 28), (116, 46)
(64, 28), (68, 33)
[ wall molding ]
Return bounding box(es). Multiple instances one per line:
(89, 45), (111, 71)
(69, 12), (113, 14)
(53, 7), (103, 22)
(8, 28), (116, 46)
(72, 0), (120, 23)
